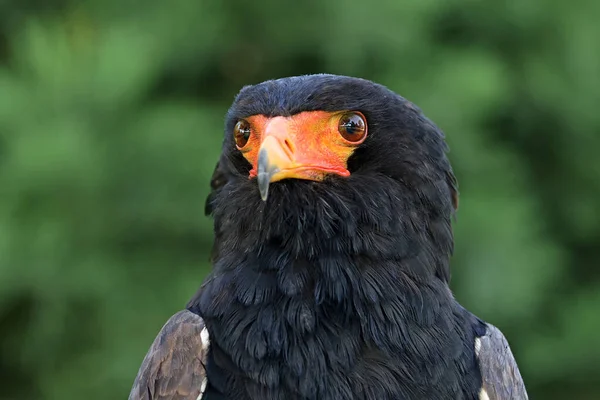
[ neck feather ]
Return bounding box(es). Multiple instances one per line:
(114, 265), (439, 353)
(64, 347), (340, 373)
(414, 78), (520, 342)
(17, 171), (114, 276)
(188, 175), (479, 399)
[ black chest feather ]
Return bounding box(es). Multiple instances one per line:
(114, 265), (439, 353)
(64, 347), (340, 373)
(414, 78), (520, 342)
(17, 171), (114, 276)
(193, 163), (481, 399)
(189, 248), (481, 400)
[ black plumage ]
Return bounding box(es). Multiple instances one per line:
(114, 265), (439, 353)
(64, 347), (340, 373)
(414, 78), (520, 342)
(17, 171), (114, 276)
(129, 74), (527, 400)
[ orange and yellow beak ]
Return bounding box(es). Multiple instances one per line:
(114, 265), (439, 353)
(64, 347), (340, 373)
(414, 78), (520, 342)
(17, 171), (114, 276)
(235, 111), (367, 200)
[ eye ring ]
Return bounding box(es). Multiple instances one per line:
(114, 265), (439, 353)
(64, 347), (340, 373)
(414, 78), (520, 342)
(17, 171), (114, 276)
(338, 112), (367, 143)
(234, 120), (252, 149)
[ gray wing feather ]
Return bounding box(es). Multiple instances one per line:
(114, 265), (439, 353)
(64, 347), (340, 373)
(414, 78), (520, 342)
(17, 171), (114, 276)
(129, 310), (208, 400)
(476, 323), (528, 400)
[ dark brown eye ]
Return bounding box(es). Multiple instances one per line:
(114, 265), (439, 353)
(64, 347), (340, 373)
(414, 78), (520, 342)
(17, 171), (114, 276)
(234, 120), (252, 148)
(338, 112), (367, 143)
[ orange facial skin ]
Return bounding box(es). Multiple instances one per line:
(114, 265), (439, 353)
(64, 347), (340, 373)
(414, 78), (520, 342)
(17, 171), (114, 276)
(235, 111), (367, 185)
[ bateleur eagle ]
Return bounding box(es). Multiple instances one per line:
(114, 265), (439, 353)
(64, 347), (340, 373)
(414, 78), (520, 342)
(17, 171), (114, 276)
(128, 74), (528, 400)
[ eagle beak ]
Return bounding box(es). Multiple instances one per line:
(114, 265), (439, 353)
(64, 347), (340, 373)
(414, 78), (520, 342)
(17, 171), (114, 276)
(255, 117), (300, 201)
(257, 117), (313, 201)
(257, 144), (280, 201)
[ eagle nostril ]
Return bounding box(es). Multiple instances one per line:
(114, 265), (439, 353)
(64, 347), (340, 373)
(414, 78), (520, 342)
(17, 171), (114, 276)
(283, 138), (295, 158)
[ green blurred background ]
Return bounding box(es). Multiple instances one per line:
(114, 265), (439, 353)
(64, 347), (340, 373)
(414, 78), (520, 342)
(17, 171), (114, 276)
(1, 0), (599, 399)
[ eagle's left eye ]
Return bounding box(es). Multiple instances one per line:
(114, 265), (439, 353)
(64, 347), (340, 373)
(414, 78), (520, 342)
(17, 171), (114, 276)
(234, 120), (252, 149)
(338, 112), (367, 143)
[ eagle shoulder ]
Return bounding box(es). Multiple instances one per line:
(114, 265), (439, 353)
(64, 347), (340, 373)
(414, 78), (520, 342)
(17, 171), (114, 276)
(129, 310), (209, 400)
(475, 322), (528, 400)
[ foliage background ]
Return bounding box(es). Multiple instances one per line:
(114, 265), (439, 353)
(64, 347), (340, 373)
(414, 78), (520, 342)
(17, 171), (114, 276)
(0, 0), (599, 398)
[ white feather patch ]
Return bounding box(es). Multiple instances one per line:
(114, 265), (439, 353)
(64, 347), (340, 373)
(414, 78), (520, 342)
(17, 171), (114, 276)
(201, 327), (210, 349)
(475, 337), (482, 356)
(479, 388), (490, 400)
(197, 327), (210, 400)
(197, 377), (207, 400)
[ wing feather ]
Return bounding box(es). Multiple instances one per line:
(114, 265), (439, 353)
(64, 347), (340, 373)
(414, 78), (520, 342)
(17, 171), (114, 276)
(476, 323), (528, 400)
(129, 310), (209, 400)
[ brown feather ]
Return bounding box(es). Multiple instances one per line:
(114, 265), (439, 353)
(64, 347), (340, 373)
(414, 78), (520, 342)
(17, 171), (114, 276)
(476, 323), (528, 400)
(129, 310), (208, 400)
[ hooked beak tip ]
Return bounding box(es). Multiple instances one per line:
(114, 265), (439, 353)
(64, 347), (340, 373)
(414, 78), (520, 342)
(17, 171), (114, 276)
(257, 149), (278, 201)
(257, 173), (270, 201)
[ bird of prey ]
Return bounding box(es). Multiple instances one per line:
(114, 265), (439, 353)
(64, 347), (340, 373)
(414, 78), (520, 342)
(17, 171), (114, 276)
(129, 74), (528, 400)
